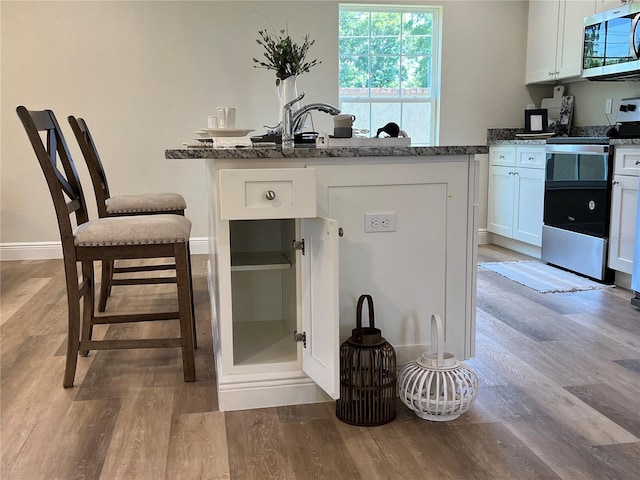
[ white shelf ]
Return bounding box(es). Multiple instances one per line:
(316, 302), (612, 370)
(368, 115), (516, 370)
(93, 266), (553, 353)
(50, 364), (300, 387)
(233, 320), (297, 366)
(230, 251), (291, 271)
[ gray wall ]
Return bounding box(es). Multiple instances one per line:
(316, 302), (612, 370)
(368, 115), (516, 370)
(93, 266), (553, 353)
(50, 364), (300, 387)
(2, 0), (639, 257)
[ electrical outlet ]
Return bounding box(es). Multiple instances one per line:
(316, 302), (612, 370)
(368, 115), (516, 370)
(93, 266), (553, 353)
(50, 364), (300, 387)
(605, 98), (613, 115)
(364, 213), (396, 232)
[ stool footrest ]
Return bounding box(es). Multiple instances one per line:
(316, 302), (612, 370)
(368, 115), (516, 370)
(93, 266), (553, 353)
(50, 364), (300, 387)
(79, 338), (182, 350)
(93, 311), (180, 324)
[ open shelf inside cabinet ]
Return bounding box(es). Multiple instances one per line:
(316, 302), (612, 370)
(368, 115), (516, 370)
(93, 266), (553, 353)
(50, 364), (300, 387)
(229, 219), (298, 366)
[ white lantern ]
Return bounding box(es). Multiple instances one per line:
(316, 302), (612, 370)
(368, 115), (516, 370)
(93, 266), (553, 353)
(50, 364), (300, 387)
(398, 314), (478, 421)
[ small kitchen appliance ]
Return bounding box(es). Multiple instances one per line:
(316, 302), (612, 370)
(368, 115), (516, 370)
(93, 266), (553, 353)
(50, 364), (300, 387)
(398, 314), (478, 422)
(336, 294), (396, 426)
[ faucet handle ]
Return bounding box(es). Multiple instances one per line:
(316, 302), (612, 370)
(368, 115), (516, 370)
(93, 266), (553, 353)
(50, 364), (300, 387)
(284, 92), (305, 110)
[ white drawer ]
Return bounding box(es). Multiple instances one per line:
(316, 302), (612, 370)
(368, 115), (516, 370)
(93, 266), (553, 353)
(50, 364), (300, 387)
(489, 146), (516, 166)
(219, 168), (317, 220)
(614, 147), (640, 176)
(516, 146), (546, 169)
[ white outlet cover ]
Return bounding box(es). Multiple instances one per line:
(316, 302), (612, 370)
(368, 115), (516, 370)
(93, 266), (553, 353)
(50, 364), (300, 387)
(364, 213), (397, 232)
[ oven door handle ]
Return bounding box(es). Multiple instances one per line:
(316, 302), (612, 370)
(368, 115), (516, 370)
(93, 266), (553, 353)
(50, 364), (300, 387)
(632, 14), (640, 59)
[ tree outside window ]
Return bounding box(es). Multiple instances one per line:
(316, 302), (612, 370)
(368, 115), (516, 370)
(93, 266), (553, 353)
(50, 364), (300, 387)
(339, 5), (441, 145)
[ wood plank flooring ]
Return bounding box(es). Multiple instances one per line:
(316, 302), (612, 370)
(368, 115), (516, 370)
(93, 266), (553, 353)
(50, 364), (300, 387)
(1, 245), (639, 479)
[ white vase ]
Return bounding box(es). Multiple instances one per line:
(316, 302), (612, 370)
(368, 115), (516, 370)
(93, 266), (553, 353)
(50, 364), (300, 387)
(277, 75), (299, 124)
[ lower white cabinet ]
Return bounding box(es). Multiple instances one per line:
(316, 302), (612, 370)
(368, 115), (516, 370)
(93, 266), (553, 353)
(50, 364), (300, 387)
(488, 145), (546, 246)
(608, 147), (640, 274)
(206, 155), (477, 411)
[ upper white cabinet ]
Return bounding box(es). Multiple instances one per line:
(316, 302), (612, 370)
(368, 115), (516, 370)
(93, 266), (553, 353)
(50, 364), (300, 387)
(526, 0), (596, 84)
(608, 147), (640, 274)
(488, 145), (546, 246)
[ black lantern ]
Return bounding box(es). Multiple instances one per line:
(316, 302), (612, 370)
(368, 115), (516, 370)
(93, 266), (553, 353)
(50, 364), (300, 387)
(336, 294), (396, 426)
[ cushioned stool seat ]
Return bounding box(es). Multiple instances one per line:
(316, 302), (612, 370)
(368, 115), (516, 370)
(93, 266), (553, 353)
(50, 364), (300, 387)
(105, 193), (187, 215)
(74, 214), (191, 246)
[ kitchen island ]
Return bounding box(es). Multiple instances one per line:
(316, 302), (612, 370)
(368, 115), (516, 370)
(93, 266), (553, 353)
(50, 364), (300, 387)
(166, 144), (486, 411)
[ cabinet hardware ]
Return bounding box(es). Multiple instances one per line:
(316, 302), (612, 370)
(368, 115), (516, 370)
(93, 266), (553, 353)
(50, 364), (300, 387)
(528, 156), (534, 161)
(613, 180), (620, 185)
(293, 239), (305, 255)
(293, 331), (307, 348)
(338, 227), (344, 237)
(499, 155), (505, 159)
(265, 190), (277, 201)
(635, 160), (640, 165)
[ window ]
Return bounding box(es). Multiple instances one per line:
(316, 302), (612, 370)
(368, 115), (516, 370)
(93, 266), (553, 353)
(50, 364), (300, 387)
(339, 4), (441, 145)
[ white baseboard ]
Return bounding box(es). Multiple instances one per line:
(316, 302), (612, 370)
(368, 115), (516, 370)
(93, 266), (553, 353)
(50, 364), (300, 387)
(490, 234), (542, 259)
(476, 228), (491, 245)
(0, 237), (209, 261)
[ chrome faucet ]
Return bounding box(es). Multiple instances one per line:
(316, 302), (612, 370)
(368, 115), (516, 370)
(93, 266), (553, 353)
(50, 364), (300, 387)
(282, 92), (341, 149)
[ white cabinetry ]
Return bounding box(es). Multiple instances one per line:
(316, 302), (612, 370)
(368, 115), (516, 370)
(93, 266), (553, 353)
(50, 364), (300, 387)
(488, 145), (546, 247)
(207, 155), (477, 411)
(211, 164), (339, 411)
(608, 147), (640, 274)
(526, 0), (596, 84)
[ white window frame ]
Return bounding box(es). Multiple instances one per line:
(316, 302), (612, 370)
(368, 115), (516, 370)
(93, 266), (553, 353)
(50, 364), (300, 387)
(338, 4), (442, 145)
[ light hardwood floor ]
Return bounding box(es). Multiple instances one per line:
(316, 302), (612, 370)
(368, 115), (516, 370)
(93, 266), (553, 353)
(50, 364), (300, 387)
(1, 245), (639, 479)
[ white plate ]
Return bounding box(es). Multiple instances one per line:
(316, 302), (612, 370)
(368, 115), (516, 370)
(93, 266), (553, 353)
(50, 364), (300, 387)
(203, 128), (254, 137)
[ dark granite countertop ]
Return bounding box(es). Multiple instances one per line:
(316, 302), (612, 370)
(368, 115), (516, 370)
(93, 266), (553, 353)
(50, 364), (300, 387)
(487, 126), (611, 144)
(165, 144), (488, 160)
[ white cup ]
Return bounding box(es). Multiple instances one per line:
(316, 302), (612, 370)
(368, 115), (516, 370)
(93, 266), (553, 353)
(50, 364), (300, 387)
(334, 114), (356, 128)
(207, 115), (218, 128)
(217, 107), (236, 129)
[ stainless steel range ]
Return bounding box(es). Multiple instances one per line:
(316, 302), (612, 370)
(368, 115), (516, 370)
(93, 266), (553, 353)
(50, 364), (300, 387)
(542, 137), (614, 282)
(543, 97), (640, 283)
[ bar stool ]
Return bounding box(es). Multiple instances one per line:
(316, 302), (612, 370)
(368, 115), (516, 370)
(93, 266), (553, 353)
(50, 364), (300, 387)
(17, 106), (196, 387)
(68, 115), (187, 312)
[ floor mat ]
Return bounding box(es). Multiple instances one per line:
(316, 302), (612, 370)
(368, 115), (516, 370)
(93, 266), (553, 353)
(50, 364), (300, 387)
(478, 261), (608, 293)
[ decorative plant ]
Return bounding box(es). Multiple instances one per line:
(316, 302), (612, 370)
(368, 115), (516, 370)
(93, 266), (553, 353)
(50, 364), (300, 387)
(253, 28), (321, 85)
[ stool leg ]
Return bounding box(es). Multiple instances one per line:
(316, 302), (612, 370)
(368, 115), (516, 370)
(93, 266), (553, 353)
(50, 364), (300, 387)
(98, 259), (113, 312)
(186, 242), (197, 350)
(175, 242), (196, 382)
(79, 261), (95, 357)
(63, 261), (81, 388)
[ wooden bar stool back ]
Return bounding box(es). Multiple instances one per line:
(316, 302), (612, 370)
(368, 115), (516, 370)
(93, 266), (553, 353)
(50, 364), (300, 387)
(16, 106), (196, 387)
(67, 115), (187, 312)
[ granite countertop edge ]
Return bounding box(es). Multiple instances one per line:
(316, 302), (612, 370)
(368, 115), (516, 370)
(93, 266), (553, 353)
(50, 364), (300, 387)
(165, 144), (488, 159)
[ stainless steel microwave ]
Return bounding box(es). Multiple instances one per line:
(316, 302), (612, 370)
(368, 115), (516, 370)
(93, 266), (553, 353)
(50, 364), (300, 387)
(582, 3), (640, 80)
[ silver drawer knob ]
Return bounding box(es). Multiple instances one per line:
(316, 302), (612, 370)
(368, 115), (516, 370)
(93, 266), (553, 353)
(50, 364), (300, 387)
(265, 190), (276, 201)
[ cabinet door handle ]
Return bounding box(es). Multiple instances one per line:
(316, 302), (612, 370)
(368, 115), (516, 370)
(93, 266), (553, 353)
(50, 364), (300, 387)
(499, 154), (505, 159)
(613, 180), (620, 185)
(528, 156), (534, 161)
(265, 190), (276, 201)
(635, 160), (640, 165)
